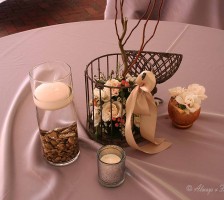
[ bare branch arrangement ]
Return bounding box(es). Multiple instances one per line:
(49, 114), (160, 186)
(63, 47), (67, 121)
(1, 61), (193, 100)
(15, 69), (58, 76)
(114, 0), (164, 77)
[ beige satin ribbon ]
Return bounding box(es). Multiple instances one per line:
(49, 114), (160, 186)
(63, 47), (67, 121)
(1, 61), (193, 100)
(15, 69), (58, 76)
(125, 71), (171, 154)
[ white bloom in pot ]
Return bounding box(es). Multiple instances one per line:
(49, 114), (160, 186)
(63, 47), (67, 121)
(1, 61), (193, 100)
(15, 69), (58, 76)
(187, 84), (207, 100)
(175, 91), (201, 113)
(168, 83), (207, 128)
(168, 86), (185, 97)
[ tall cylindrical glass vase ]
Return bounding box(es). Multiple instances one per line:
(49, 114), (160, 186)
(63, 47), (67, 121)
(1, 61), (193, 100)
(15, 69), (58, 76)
(29, 61), (80, 166)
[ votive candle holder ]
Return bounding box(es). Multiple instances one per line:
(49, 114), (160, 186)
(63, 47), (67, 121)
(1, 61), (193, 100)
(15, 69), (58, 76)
(97, 145), (126, 187)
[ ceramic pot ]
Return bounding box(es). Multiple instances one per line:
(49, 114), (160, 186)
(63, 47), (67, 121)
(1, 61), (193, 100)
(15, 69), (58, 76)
(168, 98), (200, 128)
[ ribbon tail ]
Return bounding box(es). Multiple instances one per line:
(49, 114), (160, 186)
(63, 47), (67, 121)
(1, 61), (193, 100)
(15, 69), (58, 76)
(125, 72), (172, 154)
(136, 141), (172, 154)
(125, 86), (141, 150)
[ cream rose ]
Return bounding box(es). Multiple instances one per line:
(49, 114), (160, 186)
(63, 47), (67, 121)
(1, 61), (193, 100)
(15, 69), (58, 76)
(93, 88), (110, 102)
(168, 86), (186, 97)
(104, 79), (121, 97)
(92, 108), (101, 127)
(169, 83), (207, 113)
(125, 73), (136, 83)
(187, 84), (207, 100)
(102, 101), (123, 122)
(175, 92), (201, 113)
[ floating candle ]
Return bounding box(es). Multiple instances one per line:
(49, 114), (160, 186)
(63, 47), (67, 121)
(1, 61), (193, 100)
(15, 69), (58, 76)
(100, 154), (121, 164)
(34, 82), (72, 110)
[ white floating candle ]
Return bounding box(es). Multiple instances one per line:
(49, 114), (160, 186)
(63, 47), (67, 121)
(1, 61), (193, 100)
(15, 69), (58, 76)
(34, 82), (72, 110)
(100, 154), (121, 164)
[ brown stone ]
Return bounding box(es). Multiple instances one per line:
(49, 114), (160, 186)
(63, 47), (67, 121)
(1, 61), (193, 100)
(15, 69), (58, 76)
(48, 131), (58, 140)
(68, 137), (75, 144)
(39, 122), (79, 164)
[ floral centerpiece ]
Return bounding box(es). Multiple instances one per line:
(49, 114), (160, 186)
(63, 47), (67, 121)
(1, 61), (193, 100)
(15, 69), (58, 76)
(85, 0), (182, 147)
(93, 73), (137, 129)
(89, 70), (141, 146)
(168, 84), (207, 128)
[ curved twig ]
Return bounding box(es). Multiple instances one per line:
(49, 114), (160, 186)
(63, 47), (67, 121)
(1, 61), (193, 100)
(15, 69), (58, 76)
(143, 0), (163, 49)
(115, 0), (120, 40)
(122, 0), (164, 77)
(123, 0), (152, 46)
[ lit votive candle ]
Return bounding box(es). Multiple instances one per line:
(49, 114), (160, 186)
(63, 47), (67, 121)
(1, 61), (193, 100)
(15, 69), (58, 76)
(97, 145), (126, 187)
(100, 154), (121, 164)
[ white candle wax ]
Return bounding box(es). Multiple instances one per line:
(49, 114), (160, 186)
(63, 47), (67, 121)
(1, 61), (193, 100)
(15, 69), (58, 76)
(34, 82), (72, 110)
(100, 154), (121, 164)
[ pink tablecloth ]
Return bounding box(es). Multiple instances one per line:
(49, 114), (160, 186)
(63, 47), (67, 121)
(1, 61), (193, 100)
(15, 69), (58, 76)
(0, 20), (224, 200)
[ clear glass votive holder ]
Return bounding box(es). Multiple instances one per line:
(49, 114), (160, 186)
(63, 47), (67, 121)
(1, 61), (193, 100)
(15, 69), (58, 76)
(29, 61), (80, 166)
(97, 145), (126, 187)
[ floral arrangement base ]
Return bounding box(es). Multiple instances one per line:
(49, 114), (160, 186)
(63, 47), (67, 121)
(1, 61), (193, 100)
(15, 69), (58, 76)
(87, 121), (144, 147)
(85, 51), (182, 146)
(168, 98), (201, 129)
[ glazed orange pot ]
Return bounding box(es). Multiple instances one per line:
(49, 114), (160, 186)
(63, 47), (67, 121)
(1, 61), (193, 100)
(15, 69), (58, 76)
(168, 98), (200, 128)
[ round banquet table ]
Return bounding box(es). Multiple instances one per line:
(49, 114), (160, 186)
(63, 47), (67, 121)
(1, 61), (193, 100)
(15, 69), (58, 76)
(0, 20), (224, 200)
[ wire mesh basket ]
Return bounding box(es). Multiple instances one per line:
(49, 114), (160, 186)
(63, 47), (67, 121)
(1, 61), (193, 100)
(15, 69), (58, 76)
(85, 51), (183, 146)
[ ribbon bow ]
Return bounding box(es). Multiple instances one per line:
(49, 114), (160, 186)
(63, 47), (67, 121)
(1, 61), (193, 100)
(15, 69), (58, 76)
(125, 71), (171, 154)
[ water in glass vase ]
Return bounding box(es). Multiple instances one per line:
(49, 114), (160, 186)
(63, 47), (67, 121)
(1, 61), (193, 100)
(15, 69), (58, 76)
(34, 82), (80, 166)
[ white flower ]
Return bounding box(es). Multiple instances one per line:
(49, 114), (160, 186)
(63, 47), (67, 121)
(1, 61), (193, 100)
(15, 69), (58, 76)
(187, 84), (207, 100)
(126, 73), (136, 83)
(93, 88), (110, 102)
(168, 86), (186, 97)
(175, 91), (201, 113)
(169, 83), (207, 113)
(104, 79), (121, 97)
(92, 107), (101, 127)
(102, 101), (123, 122)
